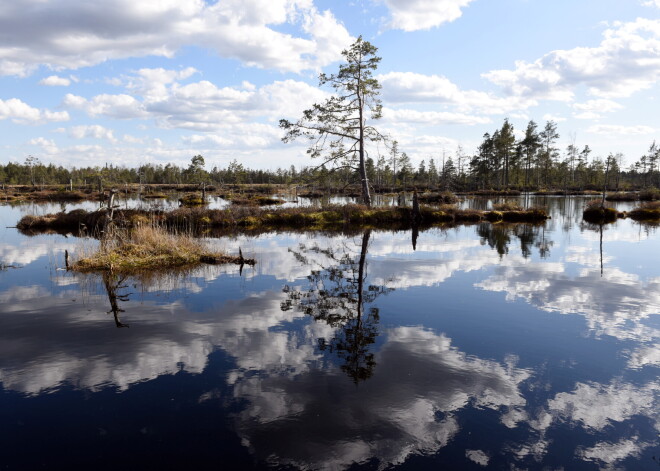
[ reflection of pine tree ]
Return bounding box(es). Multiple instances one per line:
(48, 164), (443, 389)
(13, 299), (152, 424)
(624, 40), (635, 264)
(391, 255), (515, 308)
(477, 223), (552, 259)
(102, 272), (130, 328)
(281, 230), (392, 383)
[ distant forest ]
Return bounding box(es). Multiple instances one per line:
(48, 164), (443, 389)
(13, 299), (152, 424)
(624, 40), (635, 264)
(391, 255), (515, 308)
(2, 120), (659, 191)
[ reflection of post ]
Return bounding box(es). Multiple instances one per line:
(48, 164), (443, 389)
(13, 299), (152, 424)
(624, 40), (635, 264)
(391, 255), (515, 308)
(102, 272), (130, 328)
(599, 223), (604, 277)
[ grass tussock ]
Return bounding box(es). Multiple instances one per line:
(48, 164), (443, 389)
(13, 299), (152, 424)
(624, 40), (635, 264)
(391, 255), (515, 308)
(179, 194), (207, 206)
(417, 191), (459, 205)
(628, 201), (660, 221)
(534, 189), (600, 196)
(582, 200), (619, 223)
(73, 225), (251, 273)
(639, 188), (660, 201)
(605, 192), (638, 202)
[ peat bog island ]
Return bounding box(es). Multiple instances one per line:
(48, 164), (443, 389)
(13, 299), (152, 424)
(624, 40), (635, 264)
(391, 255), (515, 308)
(1, 3), (660, 470)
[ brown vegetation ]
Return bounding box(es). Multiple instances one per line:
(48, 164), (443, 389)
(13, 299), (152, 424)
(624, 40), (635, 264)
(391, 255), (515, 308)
(628, 201), (660, 221)
(582, 200), (620, 223)
(72, 225), (252, 273)
(18, 204), (550, 236)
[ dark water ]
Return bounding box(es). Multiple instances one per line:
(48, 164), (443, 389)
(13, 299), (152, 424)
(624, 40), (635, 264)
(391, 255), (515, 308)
(1, 197), (658, 470)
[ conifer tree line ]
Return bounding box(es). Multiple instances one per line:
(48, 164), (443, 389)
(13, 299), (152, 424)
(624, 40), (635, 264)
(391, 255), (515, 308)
(1, 128), (659, 191)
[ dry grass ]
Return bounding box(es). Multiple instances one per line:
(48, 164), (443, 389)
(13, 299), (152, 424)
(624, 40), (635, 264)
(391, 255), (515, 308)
(73, 224), (250, 273)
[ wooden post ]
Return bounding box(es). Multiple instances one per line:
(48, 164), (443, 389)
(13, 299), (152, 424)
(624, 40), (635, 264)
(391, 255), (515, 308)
(69, 179), (73, 191)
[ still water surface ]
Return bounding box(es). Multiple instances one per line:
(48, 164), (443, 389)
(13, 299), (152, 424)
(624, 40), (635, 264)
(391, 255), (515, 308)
(0, 197), (658, 469)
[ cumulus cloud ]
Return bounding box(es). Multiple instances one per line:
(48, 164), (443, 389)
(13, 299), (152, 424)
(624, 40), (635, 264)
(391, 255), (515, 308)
(381, 107), (490, 126)
(483, 18), (660, 100)
(68, 125), (117, 142)
(38, 75), (71, 86)
(28, 137), (60, 154)
(572, 99), (623, 119)
(381, 0), (476, 31)
(378, 71), (536, 114)
(0, 98), (69, 124)
(0, 0), (352, 76)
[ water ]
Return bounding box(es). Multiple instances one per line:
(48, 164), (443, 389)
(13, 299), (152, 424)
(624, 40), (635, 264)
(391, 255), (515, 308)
(0, 197), (658, 470)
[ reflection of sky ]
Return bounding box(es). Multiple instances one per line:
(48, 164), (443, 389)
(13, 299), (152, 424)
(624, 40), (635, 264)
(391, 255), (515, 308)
(1, 198), (660, 469)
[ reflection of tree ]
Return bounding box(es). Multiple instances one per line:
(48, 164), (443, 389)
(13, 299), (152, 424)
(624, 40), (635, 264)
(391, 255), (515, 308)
(477, 223), (552, 258)
(281, 230), (392, 383)
(102, 272), (130, 328)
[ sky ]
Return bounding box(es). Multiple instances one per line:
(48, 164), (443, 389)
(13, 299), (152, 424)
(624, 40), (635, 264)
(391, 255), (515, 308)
(0, 0), (659, 171)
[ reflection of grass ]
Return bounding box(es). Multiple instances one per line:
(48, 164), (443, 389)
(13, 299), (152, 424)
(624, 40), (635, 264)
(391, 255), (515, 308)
(18, 204), (550, 235)
(629, 201), (660, 221)
(73, 225), (250, 273)
(228, 195), (283, 206)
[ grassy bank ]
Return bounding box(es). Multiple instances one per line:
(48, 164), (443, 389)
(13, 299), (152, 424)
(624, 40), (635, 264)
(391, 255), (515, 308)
(18, 204), (549, 235)
(73, 225), (253, 273)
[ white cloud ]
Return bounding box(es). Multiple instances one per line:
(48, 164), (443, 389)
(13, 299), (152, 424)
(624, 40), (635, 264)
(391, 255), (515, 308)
(483, 18), (660, 100)
(642, 0), (660, 7)
(63, 93), (147, 119)
(0, 0), (353, 76)
(39, 75), (71, 86)
(381, 0), (475, 31)
(382, 107), (490, 126)
(68, 125), (117, 142)
(0, 98), (69, 124)
(28, 137), (59, 154)
(378, 71), (536, 114)
(586, 124), (655, 135)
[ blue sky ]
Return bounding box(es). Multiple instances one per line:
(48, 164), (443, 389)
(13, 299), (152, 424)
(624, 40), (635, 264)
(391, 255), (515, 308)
(1, 0), (659, 170)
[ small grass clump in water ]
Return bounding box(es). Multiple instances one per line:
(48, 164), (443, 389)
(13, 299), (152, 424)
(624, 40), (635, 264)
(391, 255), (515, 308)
(628, 201), (660, 221)
(73, 225), (249, 272)
(582, 200), (619, 223)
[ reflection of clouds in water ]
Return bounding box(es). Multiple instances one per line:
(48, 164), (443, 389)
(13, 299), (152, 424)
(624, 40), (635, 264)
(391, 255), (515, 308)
(581, 228), (653, 243)
(628, 345), (660, 369)
(465, 449), (489, 466)
(504, 378), (660, 467)
(231, 326), (531, 470)
(476, 253), (660, 341)
(578, 437), (653, 469)
(548, 380), (660, 432)
(0, 238), (78, 266)
(370, 250), (502, 289)
(0, 286), (311, 395)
